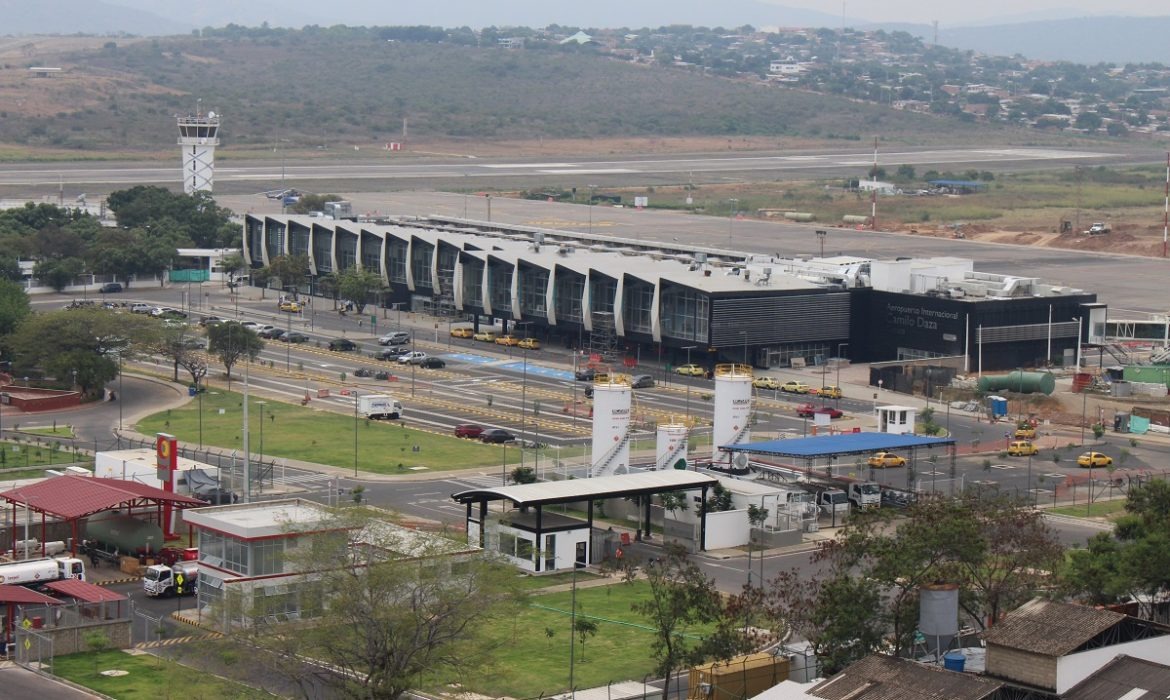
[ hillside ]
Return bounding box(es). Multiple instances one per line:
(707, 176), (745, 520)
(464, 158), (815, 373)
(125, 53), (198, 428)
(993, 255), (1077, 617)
(0, 31), (1008, 157)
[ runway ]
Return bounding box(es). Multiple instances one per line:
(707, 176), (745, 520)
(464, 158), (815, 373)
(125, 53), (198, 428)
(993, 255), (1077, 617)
(0, 146), (1124, 193)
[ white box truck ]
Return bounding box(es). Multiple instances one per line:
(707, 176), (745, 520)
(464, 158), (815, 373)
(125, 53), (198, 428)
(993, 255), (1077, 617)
(358, 394), (402, 420)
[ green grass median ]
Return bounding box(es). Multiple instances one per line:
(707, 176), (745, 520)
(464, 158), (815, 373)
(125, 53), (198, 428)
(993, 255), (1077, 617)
(54, 650), (276, 699)
(136, 389), (526, 474)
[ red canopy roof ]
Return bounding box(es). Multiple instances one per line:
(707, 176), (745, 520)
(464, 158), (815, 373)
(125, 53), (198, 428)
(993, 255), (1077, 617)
(0, 584), (61, 605)
(42, 579), (127, 603)
(0, 475), (207, 520)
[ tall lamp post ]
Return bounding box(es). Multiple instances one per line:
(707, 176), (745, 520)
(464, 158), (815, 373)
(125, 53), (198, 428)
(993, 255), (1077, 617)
(515, 321), (531, 470)
(727, 199), (739, 247)
(739, 330), (748, 367)
(353, 389), (360, 478)
(256, 401), (267, 466)
(682, 345), (697, 422)
(836, 343), (848, 407)
(588, 184), (597, 235)
(816, 229), (827, 258)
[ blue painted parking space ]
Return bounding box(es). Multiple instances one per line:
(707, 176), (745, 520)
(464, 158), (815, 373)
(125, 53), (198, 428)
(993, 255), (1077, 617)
(444, 352), (498, 365)
(499, 362), (574, 381)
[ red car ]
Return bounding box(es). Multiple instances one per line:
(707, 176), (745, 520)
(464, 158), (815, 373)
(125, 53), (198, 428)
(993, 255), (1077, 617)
(796, 404), (843, 419)
(454, 424), (484, 439)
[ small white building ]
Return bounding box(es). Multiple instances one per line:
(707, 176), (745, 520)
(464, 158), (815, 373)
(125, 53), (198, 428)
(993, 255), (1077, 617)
(186, 498), (479, 629)
(876, 405), (917, 434)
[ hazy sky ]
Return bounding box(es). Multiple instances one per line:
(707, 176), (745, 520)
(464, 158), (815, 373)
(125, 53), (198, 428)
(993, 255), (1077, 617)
(772, 0), (1166, 25)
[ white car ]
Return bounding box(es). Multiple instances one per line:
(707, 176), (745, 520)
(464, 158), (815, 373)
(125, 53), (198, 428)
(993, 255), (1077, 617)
(398, 351), (427, 365)
(130, 303), (152, 314)
(378, 331), (410, 346)
(241, 321), (261, 330)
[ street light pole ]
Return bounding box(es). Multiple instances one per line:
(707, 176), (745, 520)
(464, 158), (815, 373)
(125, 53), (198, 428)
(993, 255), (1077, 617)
(836, 343), (848, 407)
(256, 401), (267, 466)
(727, 199), (739, 247)
(816, 229), (827, 258)
(682, 345), (696, 422)
(353, 389), (360, 478)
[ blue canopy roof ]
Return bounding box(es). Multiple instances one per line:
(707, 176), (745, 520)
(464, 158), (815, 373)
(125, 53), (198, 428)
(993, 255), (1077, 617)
(723, 432), (953, 458)
(928, 179), (986, 188)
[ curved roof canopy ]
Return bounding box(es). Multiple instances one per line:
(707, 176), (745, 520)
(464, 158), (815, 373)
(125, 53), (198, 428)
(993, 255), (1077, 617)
(452, 471), (717, 507)
(723, 432), (954, 458)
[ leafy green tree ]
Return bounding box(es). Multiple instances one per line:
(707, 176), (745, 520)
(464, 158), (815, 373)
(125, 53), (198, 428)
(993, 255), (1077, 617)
(0, 280), (30, 358)
(0, 255), (21, 282)
(220, 252), (246, 283)
(106, 186), (238, 248)
(267, 254), (311, 295)
(33, 257), (84, 292)
(9, 307), (157, 397)
(338, 268), (387, 314)
(206, 322), (263, 384)
(509, 465), (537, 484)
(230, 507), (524, 700)
(574, 617), (598, 661)
(289, 193), (344, 215)
(87, 228), (140, 288)
(317, 272), (340, 308)
(895, 164), (916, 181)
(633, 546), (749, 700)
(155, 323), (203, 383)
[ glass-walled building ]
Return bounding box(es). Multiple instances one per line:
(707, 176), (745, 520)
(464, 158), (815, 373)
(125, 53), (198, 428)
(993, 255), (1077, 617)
(242, 214), (1097, 370)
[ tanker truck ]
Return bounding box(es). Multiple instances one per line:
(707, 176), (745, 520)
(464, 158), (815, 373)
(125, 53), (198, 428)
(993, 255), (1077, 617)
(0, 557), (86, 586)
(143, 560), (198, 598)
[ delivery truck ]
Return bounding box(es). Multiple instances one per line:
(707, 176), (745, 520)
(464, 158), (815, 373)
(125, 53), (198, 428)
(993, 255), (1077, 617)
(358, 393), (403, 420)
(143, 560), (199, 598)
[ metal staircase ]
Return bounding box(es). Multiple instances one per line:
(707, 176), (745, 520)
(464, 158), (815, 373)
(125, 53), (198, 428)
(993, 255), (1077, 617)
(590, 429), (632, 478)
(1104, 343), (1133, 365)
(655, 436), (688, 471)
(1149, 347), (1170, 365)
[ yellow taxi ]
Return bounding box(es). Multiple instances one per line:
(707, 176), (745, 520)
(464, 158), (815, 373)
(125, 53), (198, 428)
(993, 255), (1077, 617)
(781, 381), (810, 394)
(1014, 426), (1037, 440)
(1007, 441), (1039, 456)
(278, 300), (302, 313)
(450, 327), (474, 339)
(518, 337), (541, 350)
(473, 330), (497, 342)
(1077, 452), (1113, 468)
(816, 385), (843, 399)
(675, 363), (706, 377)
(495, 335), (520, 346)
(752, 377), (779, 390)
(867, 452), (907, 468)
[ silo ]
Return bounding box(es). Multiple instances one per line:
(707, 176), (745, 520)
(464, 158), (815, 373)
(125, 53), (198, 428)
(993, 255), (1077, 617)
(919, 582), (960, 662)
(590, 375), (632, 477)
(656, 423), (689, 471)
(712, 364), (753, 465)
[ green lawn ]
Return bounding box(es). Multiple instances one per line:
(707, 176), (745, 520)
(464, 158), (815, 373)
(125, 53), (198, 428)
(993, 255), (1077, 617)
(17, 425), (77, 438)
(1050, 499), (1129, 519)
(509, 570), (604, 592)
(0, 439), (89, 469)
(136, 390), (525, 474)
(443, 580), (710, 698)
(54, 650), (276, 699)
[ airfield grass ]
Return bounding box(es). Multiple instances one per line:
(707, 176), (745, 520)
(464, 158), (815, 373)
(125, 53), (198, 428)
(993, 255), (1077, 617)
(17, 425), (77, 438)
(136, 390), (524, 474)
(0, 438), (90, 469)
(54, 650), (276, 699)
(1050, 499), (1129, 519)
(632, 165), (1169, 232)
(439, 580), (712, 699)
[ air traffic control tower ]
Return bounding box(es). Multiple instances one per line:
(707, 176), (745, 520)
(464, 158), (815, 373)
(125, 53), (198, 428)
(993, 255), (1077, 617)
(177, 110), (220, 194)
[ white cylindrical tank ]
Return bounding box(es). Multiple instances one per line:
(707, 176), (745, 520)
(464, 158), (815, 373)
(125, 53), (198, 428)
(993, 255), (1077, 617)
(712, 364), (753, 464)
(656, 423), (689, 471)
(590, 375), (632, 477)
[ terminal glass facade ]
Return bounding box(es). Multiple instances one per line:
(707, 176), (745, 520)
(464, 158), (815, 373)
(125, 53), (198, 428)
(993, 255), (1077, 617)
(289, 222), (310, 258)
(411, 240), (434, 290)
(623, 277), (655, 334)
(335, 229), (357, 271)
(659, 283), (709, 343)
(387, 238), (408, 283)
(488, 260), (514, 315)
(554, 269), (585, 323)
(360, 231), (381, 272)
(589, 275), (616, 315)
(311, 226), (332, 273)
(462, 258), (484, 310)
(518, 264), (549, 318)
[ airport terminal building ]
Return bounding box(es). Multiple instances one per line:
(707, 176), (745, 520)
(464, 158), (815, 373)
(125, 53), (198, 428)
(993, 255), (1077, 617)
(242, 214), (1100, 371)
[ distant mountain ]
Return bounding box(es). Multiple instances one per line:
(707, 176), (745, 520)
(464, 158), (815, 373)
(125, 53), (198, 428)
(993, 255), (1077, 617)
(935, 16), (1170, 64)
(0, 0), (187, 36)
(22, 0), (845, 34)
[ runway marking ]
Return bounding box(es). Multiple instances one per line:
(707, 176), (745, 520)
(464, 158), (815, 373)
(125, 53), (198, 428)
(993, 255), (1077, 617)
(988, 464), (1016, 470)
(539, 168), (638, 174)
(479, 163), (575, 168)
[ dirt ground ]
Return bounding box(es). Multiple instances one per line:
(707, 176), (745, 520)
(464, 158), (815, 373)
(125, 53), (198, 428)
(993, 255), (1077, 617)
(879, 221), (1167, 258)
